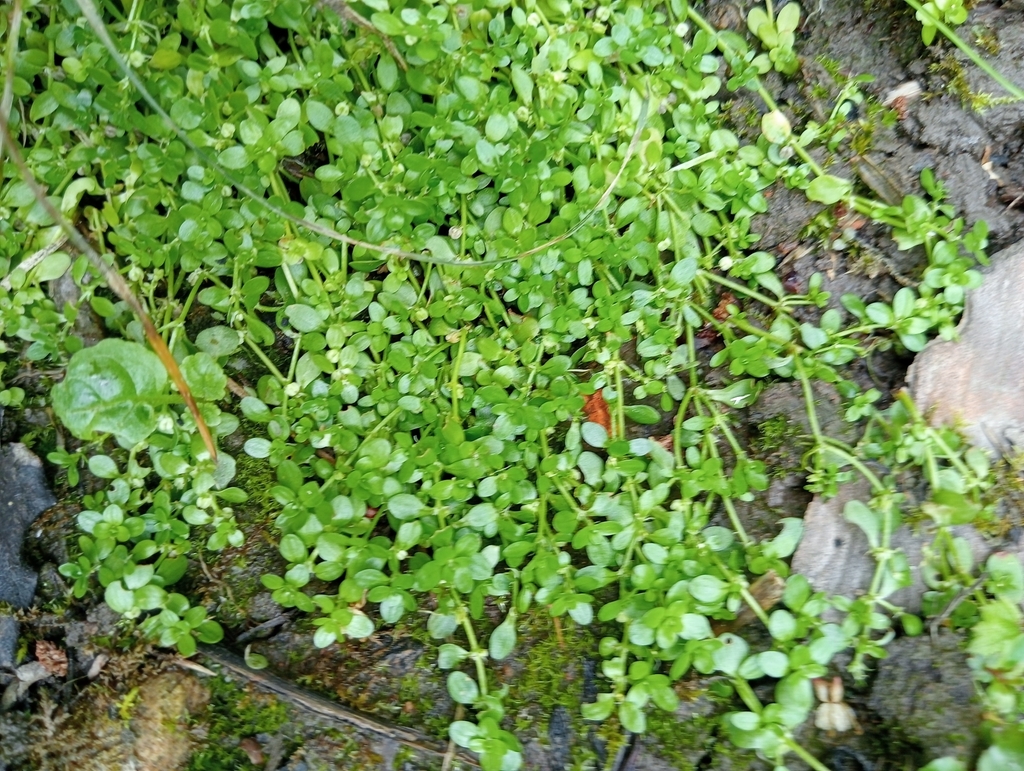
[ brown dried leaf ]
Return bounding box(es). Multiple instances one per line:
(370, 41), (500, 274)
(35, 641), (68, 677)
(712, 292), (737, 321)
(239, 737), (264, 765)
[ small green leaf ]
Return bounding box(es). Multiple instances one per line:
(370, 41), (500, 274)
(33, 250), (71, 282)
(428, 613), (459, 639)
(449, 721), (479, 747)
(711, 634), (749, 675)
(768, 609), (797, 641)
(244, 644), (269, 669)
(181, 352), (227, 401)
(760, 110), (792, 144)
(88, 454), (119, 479)
(806, 174), (852, 205)
(279, 533), (307, 563)
(776, 2), (801, 34)
(689, 574), (727, 603)
(346, 613), (375, 638)
(624, 405), (661, 424)
(759, 650), (789, 677)
(581, 693), (615, 721)
(581, 422), (608, 447)
(286, 304), (324, 332)
(447, 671), (480, 704)
(489, 614), (517, 661)
(196, 326), (242, 357)
(104, 580), (136, 614)
(618, 701), (646, 733)
(919, 759), (967, 771)
(438, 643), (469, 669)
(388, 494), (424, 520)
(670, 257), (697, 286)
(730, 711), (760, 731)
(218, 146), (249, 170)
(843, 500), (880, 548)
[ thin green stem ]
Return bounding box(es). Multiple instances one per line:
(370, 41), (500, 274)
(449, 329), (468, 426)
(453, 592), (489, 697)
(699, 270), (784, 310)
(613, 359), (627, 440)
(902, 0), (1024, 101)
(784, 737), (833, 771)
(245, 336), (288, 383)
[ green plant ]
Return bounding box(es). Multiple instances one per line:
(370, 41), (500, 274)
(914, 0), (968, 45)
(48, 336), (239, 654)
(747, 2), (802, 75)
(901, 0), (1024, 102)
(0, 0), (1014, 769)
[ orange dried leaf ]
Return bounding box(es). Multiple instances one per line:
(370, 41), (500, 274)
(712, 292), (737, 321)
(583, 391), (612, 432)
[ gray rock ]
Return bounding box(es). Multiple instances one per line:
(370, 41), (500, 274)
(908, 241), (1024, 456)
(749, 381), (857, 447)
(867, 635), (982, 762)
(917, 98), (989, 156)
(0, 619), (17, 672)
(0, 443), (56, 670)
(792, 480), (989, 615)
(547, 705), (571, 771)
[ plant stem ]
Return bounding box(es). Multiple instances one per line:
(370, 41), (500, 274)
(449, 329), (467, 425)
(901, 0), (1024, 101)
(784, 737), (834, 771)
(453, 592), (489, 697)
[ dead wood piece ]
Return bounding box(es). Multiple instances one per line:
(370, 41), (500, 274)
(197, 645), (479, 766)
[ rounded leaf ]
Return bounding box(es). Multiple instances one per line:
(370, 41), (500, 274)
(279, 533), (307, 563)
(489, 615), (517, 661)
(761, 110), (792, 144)
(806, 174), (852, 205)
(447, 671), (480, 704)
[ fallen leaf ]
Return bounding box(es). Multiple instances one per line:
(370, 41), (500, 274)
(87, 652), (110, 679)
(712, 291), (737, 321)
(34, 640), (68, 677)
(583, 390), (611, 432)
(172, 657), (216, 676)
(239, 737), (264, 765)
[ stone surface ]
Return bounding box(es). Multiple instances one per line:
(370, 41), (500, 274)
(0, 443), (55, 607)
(908, 241), (1024, 455)
(0, 618), (18, 672)
(20, 670), (209, 771)
(867, 635), (982, 763)
(791, 480), (989, 615)
(0, 443), (56, 671)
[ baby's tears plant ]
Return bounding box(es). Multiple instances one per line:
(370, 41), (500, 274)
(1, 0), (1017, 768)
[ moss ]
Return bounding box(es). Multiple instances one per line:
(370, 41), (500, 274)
(644, 710), (710, 770)
(977, 452), (1024, 540)
(644, 686), (751, 771)
(505, 615), (591, 729)
(295, 728), (367, 770)
(199, 447), (280, 621)
(755, 415), (800, 455)
(972, 24), (1000, 56)
(187, 676), (295, 771)
(395, 668), (451, 739)
(496, 614), (610, 768)
(231, 448), (278, 526)
(931, 55), (1018, 112)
